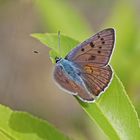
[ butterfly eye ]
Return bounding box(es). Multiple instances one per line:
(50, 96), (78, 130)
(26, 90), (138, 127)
(55, 57), (61, 63)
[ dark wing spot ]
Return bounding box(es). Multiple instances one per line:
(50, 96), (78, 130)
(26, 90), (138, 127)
(102, 41), (105, 44)
(98, 35), (100, 38)
(88, 55), (96, 60)
(99, 46), (102, 49)
(55, 57), (61, 63)
(90, 42), (95, 48)
(101, 38), (104, 41)
(81, 48), (84, 51)
(98, 50), (101, 53)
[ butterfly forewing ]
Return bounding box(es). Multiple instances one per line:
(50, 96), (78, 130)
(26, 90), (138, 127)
(66, 28), (115, 67)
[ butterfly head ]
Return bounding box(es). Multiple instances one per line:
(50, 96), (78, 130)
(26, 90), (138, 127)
(55, 56), (62, 63)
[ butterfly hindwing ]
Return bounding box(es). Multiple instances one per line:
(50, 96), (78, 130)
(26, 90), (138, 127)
(54, 65), (77, 94)
(81, 65), (113, 96)
(54, 65), (94, 102)
(66, 28), (115, 67)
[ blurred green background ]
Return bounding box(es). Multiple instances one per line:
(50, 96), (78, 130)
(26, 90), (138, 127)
(0, 0), (140, 140)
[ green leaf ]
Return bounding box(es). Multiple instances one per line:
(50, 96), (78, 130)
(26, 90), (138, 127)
(0, 104), (70, 140)
(80, 75), (140, 140)
(0, 130), (11, 140)
(32, 33), (140, 140)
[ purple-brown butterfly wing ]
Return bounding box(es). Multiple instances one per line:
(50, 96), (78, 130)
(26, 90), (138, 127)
(66, 28), (115, 67)
(81, 65), (113, 97)
(54, 65), (95, 102)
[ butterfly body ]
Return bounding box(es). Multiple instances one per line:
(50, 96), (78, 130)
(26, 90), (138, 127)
(54, 28), (115, 103)
(56, 58), (84, 85)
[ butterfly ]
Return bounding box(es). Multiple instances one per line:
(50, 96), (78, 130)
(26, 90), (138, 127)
(53, 28), (115, 103)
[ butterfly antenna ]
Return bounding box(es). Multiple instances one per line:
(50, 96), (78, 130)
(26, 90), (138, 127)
(58, 30), (61, 57)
